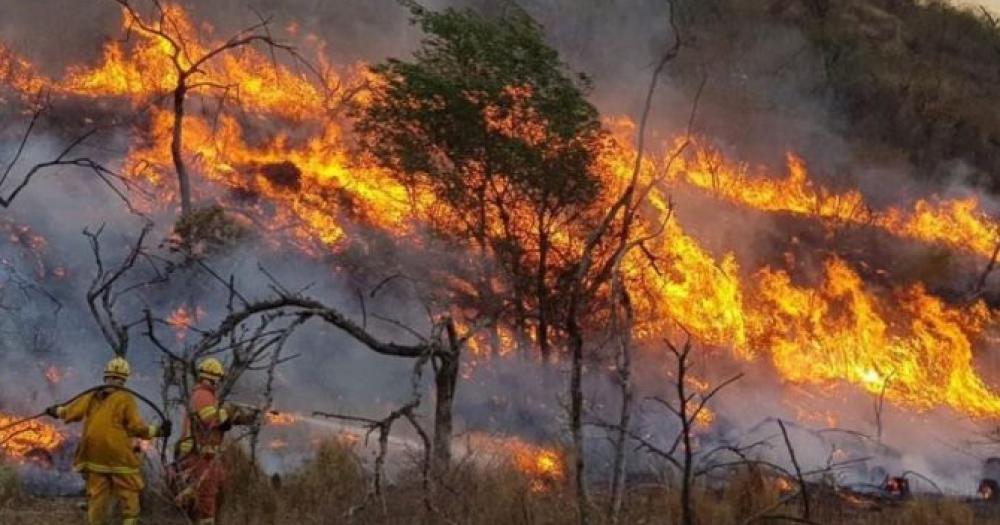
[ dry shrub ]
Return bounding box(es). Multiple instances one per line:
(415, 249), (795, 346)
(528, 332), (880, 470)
(698, 465), (787, 524)
(278, 437), (366, 523)
(0, 461), (19, 508)
(169, 204), (247, 259)
(218, 445), (279, 524)
(876, 499), (976, 525)
(8, 445), (1000, 525)
(376, 452), (576, 525)
(621, 468), (788, 525)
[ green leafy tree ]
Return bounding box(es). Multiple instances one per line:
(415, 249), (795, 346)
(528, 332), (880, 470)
(355, 1), (607, 360)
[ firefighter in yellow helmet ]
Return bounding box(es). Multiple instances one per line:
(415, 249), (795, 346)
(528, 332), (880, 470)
(45, 356), (171, 525)
(174, 357), (256, 525)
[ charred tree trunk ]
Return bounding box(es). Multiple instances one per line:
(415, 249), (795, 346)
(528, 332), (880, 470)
(433, 321), (461, 468)
(536, 217), (551, 363)
(567, 301), (590, 525)
(513, 286), (529, 358)
(608, 284), (634, 523)
(172, 83), (192, 216)
(432, 355), (458, 467)
(676, 345), (695, 525)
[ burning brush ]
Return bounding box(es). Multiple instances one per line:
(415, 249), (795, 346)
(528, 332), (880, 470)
(0, 412), (64, 463)
(0, 383), (166, 465)
(1, 0), (1000, 426)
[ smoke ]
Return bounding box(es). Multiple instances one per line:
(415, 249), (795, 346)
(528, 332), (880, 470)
(1, 0), (1000, 496)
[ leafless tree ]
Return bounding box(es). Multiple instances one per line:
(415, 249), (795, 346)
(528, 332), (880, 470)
(981, 5), (999, 28)
(1, 105), (137, 211)
(606, 267), (635, 523)
(592, 350), (860, 525)
(652, 335), (743, 525)
(873, 371), (895, 445)
(143, 276), (474, 468)
(562, 2), (691, 521)
(83, 221), (166, 356)
(314, 348), (440, 522)
(112, 0), (335, 216)
(968, 237), (1000, 302)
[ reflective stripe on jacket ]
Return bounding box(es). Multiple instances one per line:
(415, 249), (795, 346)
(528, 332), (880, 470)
(179, 382), (228, 456)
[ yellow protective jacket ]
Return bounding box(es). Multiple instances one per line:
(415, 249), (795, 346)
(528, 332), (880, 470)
(57, 388), (158, 476)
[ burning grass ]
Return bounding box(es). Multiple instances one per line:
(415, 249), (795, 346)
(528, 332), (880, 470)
(0, 414), (64, 461)
(3, 1), (1000, 424)
(3, 3), (1000, 523)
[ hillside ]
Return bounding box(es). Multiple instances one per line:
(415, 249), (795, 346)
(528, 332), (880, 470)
(676, 0), (1000, 191)
(4, 1), (1000, 524)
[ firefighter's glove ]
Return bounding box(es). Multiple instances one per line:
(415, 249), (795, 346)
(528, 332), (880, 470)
(44, 405), (61, 418)
(174, 486), (194, 507)
(248, 406), (263, 425)
(159, 420), (173, 438)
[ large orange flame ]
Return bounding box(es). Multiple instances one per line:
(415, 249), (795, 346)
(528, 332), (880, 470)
(0, 413), (64, 460)
(467, 433), (566, 492)
(670, 142), (1000, 259)
(1, 3), (999, 424)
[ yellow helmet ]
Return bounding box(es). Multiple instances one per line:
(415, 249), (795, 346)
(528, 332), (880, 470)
(197, 357), (225, 380)
(103, 356), (131, 380)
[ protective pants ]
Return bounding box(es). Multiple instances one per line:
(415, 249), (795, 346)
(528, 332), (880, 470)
(85, 472), (143, 525)
(179, 455), (224, 524)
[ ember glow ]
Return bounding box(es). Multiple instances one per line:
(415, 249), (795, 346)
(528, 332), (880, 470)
(2, 1), (1000, 444)
(166, 305), (205, 340)
(43, 365), (63, 385)
(166, 305), (200, 327)
(774, 476), (794, 494)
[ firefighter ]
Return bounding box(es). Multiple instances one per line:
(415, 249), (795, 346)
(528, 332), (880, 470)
(174, 357), (257, 525)
(45, 356), (171, 525)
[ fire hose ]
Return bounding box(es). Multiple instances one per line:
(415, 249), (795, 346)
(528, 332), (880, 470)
(0, 384), (169, 435)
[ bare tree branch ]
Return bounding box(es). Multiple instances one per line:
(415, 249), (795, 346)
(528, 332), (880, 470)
(112, 0), (338, 215)
(777, 419), (811, 521)
(84, 221), (154, 356)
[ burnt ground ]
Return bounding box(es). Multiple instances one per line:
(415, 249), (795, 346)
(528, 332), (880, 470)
(7, 488), (1000, 524)
(1, 496), (88, 525)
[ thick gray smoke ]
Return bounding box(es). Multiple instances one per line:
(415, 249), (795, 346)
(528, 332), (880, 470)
(1, 0), (998, 496)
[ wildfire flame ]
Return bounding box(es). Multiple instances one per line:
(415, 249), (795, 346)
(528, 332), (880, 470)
(774, 476), (794, 493)
(1, 2), (999, 426)
(166, 305), (205, 340)
(669, 142), (1000, 260)
(467, 433), (565, 492)
(0, 412), (64, 460)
